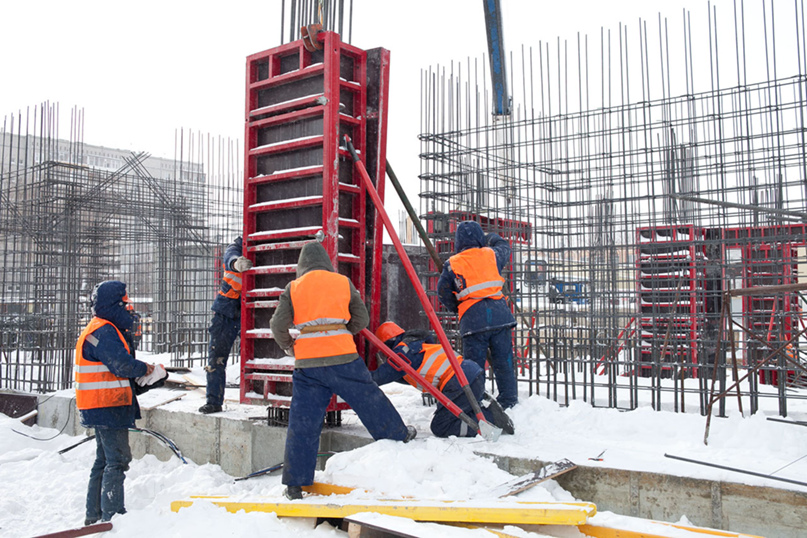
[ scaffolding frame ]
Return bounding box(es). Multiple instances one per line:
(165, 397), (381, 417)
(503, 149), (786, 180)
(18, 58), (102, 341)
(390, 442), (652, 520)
(0, 103), (242, 393)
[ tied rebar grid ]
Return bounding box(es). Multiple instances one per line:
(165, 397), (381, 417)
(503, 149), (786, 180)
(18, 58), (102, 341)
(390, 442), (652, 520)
(0, 102), (243, 393)
(419, 0), (807, 416)
(279, 0), (353, 45)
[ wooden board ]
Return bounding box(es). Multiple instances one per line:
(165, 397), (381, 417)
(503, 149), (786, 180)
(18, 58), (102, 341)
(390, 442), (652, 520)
(345, 514), (528, 538)
(345, 513), (430, 538)
(578, 520), (764, 538)
(487, 459), (577, 498)
(31, 522), (112, 538)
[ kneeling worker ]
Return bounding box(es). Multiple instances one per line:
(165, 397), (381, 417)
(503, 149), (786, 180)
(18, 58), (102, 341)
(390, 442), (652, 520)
(372, 321), (514, 438)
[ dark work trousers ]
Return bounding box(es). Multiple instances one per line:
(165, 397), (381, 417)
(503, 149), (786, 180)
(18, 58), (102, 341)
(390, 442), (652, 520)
(430, 361), (494, 438)
(205, 312), (240, 406)
(86, 427), (132, 522)
(282, 358), (409, 487)
(461, 327), (519, 409)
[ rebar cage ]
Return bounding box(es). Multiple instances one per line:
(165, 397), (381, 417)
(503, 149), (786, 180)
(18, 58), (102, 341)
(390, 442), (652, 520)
(419, 2), (807, 416)
(0, 104), (242, 392)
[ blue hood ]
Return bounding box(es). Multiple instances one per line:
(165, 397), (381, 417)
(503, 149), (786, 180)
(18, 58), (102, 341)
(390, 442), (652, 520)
(91, 280), (133, 332)
(455, 221), (485, 252)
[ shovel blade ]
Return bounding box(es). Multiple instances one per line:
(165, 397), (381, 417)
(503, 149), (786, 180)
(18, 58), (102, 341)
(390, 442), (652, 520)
(478, 419), (502, 442)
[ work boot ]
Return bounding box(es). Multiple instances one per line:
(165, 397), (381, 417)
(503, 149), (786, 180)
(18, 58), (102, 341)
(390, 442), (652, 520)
(198, 403), (222, 414)
(483, 392), (515, 435)
(403, 425), (417, 443)
(284, 486), (303, 500)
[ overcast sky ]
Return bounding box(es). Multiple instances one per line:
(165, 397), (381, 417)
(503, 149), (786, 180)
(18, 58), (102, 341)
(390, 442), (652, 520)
(2, 0), (803, 213)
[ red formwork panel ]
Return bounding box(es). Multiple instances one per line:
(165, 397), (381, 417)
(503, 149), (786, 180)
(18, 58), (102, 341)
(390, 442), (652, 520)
(239, 32), (388, 408)
(635, 225), (706, 377)
(722, 224), (807, 385)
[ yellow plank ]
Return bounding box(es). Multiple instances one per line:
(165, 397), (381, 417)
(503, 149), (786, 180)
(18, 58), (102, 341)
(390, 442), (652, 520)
(171, 497), (596, 526)
(302, 482), (358, 496)
(579, 522), (765, 538)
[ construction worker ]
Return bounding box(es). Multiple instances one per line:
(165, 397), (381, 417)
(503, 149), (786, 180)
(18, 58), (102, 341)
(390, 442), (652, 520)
(270, 241), (416, 500)
(124, 302), (142, 351)
(437, 221), (519, 409)
(198, 236), (252, 414)
(75, 280), (167, 525)
(372, 321), (514, 438)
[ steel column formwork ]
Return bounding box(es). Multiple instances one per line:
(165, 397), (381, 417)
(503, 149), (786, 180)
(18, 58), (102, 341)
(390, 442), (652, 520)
(240, 32), (389, 413)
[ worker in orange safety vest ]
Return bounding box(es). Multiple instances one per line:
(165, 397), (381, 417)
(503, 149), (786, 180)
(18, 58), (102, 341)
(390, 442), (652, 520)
(270, 241), (416, 501)
(371, 321), (514, 438)
(76, 280), (167, 525)
(437, 220), (519, 409)
(199, 236), (252, 414)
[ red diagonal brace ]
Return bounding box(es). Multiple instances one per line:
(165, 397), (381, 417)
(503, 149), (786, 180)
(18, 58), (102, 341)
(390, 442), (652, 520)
(343, 135), (496, 439)
(361, 329), (480, 433)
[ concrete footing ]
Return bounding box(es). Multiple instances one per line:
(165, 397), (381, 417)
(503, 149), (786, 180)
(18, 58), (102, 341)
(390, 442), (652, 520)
(35, 393), (807, 537)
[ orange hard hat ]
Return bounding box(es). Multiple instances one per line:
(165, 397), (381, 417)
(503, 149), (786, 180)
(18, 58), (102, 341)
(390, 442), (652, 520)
(376, 321), (404, 343)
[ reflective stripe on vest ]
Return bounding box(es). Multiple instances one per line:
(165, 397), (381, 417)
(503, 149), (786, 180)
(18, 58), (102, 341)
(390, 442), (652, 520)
(402, 343), (459, 392)
(74, 317), (132, 410)
(290, 270), (356, 360)
(448, 247), (504, 318)
(219, 268), (242, 299)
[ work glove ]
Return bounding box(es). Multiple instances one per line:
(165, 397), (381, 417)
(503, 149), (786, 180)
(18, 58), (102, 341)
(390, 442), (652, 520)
(233, 256), (253, 273)
(136, 363), (167, 387)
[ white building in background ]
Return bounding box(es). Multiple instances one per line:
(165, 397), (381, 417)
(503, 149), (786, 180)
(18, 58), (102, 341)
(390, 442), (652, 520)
(0, 132), (201, 181)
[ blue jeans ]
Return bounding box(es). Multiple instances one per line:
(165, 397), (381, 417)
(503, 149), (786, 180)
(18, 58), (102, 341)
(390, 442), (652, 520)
(206, 313), (240, 406)
(462, 327), (519, 409)
(430, 361), (494, 437)
(86, 428), (131, 522)
(282, 359), (408, 487)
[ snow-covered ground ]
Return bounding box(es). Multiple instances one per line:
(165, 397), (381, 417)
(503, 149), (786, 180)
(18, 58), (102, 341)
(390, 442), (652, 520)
(2, 351), (806, 537)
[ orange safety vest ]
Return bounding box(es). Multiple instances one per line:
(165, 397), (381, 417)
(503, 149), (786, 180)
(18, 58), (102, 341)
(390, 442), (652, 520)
(219, 266), (242, 299)
(74, 317), (132, 410)
(290, 270), (357, 360)
(448, 247), (505, 318)
(402, 343), (459, 392)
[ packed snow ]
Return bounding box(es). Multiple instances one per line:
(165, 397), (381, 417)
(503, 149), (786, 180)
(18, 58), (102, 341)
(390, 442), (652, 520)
(1, 351), (806, 537)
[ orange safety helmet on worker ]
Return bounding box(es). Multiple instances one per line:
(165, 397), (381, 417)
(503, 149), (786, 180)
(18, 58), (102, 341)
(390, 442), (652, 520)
(75, 317), (132, 410)
(375, 322), (458, 391)
(448, 246), (504, 318)
(290, 269), (356, 360)
(376, 321), (405, 343)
